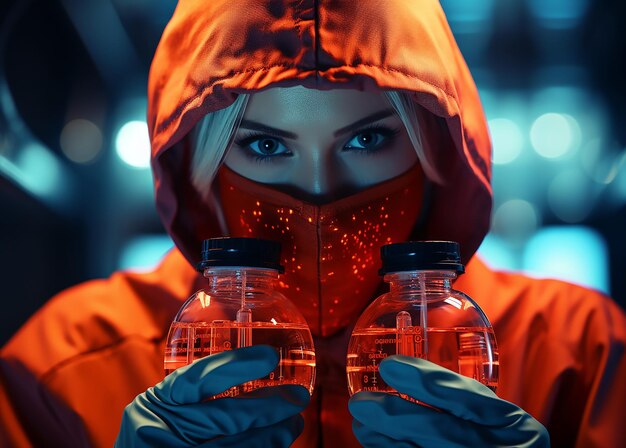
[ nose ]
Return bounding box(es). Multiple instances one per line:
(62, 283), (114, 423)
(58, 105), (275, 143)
(281, 149), (355, 204)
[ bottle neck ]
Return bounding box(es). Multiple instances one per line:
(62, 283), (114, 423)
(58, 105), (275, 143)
(204, 268), (278, 292)
(384, 271), (457, 294)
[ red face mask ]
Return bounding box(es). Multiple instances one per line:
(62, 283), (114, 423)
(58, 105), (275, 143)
(215, 165), (424, 336)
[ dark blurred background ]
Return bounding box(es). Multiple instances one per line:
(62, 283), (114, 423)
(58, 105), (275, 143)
(1, 0), (625, 345)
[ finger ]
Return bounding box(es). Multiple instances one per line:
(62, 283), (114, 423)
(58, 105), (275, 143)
(141, 384), (309, 443)
(350, 392), (485, 446)
(351, 393), (486, 447)
(352, 419), (419, 448)
(349, 392), (549, 447)
(379, 356), (521, 426)
(201, 414), (305, 448)
(154, 345), (279, 405)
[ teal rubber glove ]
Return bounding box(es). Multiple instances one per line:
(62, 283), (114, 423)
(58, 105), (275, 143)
(349, 356), (549, 447)
(115, 345), (309, 447)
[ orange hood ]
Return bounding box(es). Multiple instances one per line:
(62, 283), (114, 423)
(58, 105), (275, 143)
(147, 0), (492, 268)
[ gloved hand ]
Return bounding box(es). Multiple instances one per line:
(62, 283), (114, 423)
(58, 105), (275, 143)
(349, 356), (550, 447)
(115, 345), (309, 447)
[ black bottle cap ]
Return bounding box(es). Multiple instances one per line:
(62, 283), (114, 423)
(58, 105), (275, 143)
(379, 241), (465, 275)
(197, 237), (285, 273)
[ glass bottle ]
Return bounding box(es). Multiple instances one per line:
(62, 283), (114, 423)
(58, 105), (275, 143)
(164, 237), (316, 398)
(347, 241), (498, 397)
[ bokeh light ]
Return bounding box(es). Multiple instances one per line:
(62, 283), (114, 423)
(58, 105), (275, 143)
(530, 113), (580, 159)
(15, 143), (63, 198)
(522, 226), (609, 294)
(440, 0), (495, 23)
(528, 0), (591, 29)
(488, 118), (524, 164)
(492, 199), (539, 238)
(580, 138), (607, 183)
(115, 121), (151, 169)
(118, 234), (173, 271)
(60, 119), (103, 164)
(478, 234), (519, 271)
(440, 0), (495, 33)
(547, 169), (594, 223)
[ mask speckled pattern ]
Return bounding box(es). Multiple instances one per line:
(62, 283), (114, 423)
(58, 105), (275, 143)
(216, 165), (424, 337)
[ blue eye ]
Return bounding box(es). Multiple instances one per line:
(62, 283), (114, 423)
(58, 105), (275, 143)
(249, 137), (289, 156)
(345, 132), (384, 149)
(343, 127), (398, 152)
(236, 134), (291, 160)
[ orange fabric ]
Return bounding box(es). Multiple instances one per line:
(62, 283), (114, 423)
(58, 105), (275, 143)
(1, 1), (625, 447)
(2, 252), (625, 447)
(0, 250), (201, 447)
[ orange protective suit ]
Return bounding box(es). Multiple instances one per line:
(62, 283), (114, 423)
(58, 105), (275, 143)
(1, 1), (625, 447)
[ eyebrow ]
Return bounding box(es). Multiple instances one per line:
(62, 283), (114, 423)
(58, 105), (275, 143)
(333, 109), (396, 137)
(238, 109), (396, 140)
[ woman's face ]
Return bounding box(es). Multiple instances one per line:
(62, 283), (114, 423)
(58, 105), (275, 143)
(224, 86), (420, 203)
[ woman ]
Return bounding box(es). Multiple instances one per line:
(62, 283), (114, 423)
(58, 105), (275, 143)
(1, 1), (624, 447)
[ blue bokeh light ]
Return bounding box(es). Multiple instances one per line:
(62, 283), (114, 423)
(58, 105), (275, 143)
(118, 235), (174, 271)
(440, 0), (495, 23)
(477, 234), (520, 271)
(115, 120), (151, 169)
(489, 118), (524, 165)
(528, 0), (591, 29)
(16, 143), (64, 199)
(522, 226), (609, 294)
(480, 227), (609, 295)
(530, 113), (581, 159)
(440, 0), (495, 34)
